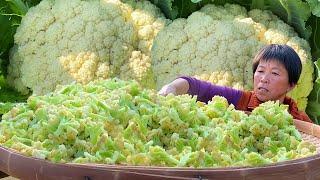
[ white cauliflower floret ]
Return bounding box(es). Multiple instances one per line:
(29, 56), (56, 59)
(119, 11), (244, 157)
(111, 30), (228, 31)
(119, 51), (155, 87)
(7, 0), (168, 95)
(151, 3), (314, 110)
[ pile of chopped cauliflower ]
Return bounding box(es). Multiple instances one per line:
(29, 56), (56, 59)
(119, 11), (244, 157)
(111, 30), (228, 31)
(0, 79), (315, 167)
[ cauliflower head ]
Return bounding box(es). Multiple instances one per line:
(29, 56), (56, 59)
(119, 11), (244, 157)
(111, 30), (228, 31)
(7, 0), (168, 95)
(151, 3), (314, 110)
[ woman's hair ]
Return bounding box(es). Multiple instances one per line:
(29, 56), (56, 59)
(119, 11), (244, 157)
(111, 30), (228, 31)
(252, 44), (302, 85)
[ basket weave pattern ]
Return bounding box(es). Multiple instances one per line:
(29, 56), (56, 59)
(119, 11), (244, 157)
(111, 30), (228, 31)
(302, 132), (320, 152)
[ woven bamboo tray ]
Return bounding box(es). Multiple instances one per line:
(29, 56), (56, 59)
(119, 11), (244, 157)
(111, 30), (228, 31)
(1, 119), (320, 180)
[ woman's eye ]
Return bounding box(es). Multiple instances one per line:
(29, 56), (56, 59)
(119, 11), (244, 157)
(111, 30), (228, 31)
(257, 70), (264, 73)
(272, 72), (279, 76)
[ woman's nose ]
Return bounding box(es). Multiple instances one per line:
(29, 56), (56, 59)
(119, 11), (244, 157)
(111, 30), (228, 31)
(260, 74), (269, 83)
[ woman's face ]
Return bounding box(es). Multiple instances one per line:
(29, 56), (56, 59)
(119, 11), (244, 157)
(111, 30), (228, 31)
(253, 59), (295, 102)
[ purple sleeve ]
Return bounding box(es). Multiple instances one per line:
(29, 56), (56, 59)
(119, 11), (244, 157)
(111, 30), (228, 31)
(179, 76), (242, 105)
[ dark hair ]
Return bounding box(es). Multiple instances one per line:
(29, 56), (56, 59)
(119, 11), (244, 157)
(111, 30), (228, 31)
(252, 44), (302, 85)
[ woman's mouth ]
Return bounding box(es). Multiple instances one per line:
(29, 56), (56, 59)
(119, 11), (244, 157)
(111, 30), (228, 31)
(258, 87), (269, 92)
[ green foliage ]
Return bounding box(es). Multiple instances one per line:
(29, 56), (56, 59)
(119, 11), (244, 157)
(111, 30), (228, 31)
(307, 15), (320, 60)
(0, 0), (30, 59)
(0, 75), (29, 103)
(3, 0), (28, 16)
(150, 0), (215, 19)
(149, 0), (177, 19)
(306, 59), (320, 124)
(306, 0), (320, 17)
(0, 15), (14, 57)
(0, 0), (41, 103)
(261, 0), (311, 40)
(0, 0), (41, 78)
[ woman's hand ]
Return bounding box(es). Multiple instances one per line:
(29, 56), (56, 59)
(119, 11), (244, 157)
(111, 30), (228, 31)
(158, 84), (177, 96)
(158, 78), (189, 96)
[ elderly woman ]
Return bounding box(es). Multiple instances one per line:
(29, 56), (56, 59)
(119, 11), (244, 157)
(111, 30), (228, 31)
(158, 44), (312, 123)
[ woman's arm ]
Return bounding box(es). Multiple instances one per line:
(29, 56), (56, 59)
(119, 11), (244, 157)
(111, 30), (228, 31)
(159, 76), (243, 105)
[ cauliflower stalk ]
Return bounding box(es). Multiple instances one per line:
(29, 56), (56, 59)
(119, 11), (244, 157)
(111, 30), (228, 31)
(8, 0), (168, 95)
(151, 3), (314, 110)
